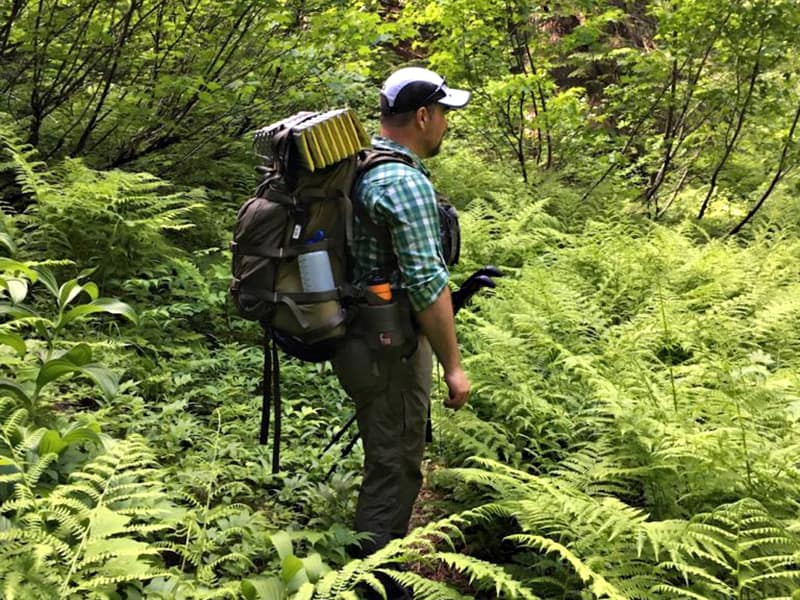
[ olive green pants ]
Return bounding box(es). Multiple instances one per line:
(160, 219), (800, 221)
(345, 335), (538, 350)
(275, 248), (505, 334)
(333, 335), (432, 556)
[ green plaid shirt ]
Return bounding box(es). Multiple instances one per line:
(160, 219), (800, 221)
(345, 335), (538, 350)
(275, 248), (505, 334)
(352, 137), (448, 312)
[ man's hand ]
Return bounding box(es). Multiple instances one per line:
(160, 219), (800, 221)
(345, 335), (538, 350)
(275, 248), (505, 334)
(444, 366), (470, 410)
(452, 266), (503, 314)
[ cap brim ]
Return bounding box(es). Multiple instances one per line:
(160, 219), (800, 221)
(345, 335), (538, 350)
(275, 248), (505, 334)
(438, 87), (471, 109)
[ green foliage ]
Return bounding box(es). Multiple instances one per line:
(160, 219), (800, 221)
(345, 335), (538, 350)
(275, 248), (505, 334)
(0, 0), (394, 184)
(656, 499), (800, 599)
(22, 161), (211, 286)
(3, 1), (800, 597)
(447, 460), (800, 599)
(0, 407), (175, 599)
(310, 513), (535, 599)
(1, 261), (136, 418)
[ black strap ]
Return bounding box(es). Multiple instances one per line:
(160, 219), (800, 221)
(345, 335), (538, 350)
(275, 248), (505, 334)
(323, 430), (361, 483)
(352, 200), (392, 250)
(271, 333), (281, 474)
(260, 329), (282, 474)
(352, 149), (416, 275)
(426, 402), (432, 443)
(322, 413), (357, 455)
(260, 331), (271, 447)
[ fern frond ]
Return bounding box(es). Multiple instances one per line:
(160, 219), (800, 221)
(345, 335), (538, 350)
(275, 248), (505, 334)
(377, 568), (468, 600)
(509, 534), (628, 600)
(429, 553), (538, 599)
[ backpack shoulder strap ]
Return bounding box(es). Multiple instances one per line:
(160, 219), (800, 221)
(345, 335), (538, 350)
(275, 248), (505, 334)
(352, 149), (417, 255)
(356, 147), (416, 176)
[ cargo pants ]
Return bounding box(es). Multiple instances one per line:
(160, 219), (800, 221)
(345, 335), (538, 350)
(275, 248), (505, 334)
(333, 333), (432, 556)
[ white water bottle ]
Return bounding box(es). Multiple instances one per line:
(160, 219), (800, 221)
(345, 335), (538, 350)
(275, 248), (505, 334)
(298, 250), (335, 292)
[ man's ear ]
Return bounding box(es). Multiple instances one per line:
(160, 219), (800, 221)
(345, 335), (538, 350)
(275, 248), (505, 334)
(416, 106), (429, 129)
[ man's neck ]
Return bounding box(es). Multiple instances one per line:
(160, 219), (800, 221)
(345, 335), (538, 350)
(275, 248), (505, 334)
(379, 127), (425, 159)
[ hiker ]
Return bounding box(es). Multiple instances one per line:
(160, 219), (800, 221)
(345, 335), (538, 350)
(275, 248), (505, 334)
(332, 66), (472, 559)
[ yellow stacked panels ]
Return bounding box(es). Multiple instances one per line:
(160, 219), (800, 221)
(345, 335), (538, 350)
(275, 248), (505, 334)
(291, 108), (370, 172)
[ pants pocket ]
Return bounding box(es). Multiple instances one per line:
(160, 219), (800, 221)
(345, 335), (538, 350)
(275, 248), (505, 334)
(332, 336), (382, 397)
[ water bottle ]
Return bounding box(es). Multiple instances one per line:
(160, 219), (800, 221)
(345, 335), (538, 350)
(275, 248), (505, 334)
(298, 250), (335, 293)
(366, 272), (392, 304)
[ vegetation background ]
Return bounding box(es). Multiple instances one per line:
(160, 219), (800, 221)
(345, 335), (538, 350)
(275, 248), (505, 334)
(2, 0), (800, 598)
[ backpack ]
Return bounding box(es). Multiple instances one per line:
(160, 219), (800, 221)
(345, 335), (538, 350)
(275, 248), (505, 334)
(230, 109), (420, 355)
(230, 109), (420, 472)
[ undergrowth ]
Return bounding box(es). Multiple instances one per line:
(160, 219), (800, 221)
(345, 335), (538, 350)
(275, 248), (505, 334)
(3, 110), (800, 598)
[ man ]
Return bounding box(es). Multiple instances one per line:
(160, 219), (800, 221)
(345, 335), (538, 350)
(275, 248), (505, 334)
(332, 66), (472, 560)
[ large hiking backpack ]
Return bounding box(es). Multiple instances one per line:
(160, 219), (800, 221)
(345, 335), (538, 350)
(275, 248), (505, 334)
(230, 109), (461, 472)
(230, 111), (364, 357)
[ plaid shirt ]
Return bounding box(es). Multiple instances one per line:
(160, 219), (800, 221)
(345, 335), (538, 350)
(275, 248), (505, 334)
(351, 137), (448, 312)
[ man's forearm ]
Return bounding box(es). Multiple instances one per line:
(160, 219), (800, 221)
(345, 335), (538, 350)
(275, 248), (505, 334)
(415, 286), (461, 372)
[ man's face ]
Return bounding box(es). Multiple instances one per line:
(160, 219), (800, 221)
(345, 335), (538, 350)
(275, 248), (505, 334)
(421, 103), (449, 158)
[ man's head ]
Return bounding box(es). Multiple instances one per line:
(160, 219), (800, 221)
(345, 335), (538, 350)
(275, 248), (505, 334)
(379, 67), (471, 159)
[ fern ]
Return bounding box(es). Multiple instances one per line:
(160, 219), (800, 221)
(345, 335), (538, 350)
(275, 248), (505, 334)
(0, 430), (175, 598)
(0, 115), (51, 204)
(308, 510), (540, 599)
(16, 158), (211, 285)
(448, 459), (675, 598)
(654, 499), (800, 599)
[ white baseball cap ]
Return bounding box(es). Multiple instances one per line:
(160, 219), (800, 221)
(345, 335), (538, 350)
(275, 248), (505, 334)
(380, 67), (471, 115)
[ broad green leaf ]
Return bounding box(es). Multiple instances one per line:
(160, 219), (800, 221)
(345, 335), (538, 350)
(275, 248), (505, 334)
(58, 279), (83, 309)
(281, 556), (309, 594)
(0, 456), (15, 467)
(0, 332), (25, 357)
(77, 267), (98, 279)
(33, 267), (59, 298)
(58, 280), (99, 308)
(36, 352), (119, 401)
(83, 282), (99, 300)
(271, 531), (294, 561)
(281, 555), (305, 586)
(59, 343), (94, 365)
(39, 425), (101, 455)
(0, 304), (39, 320)
(301, 553), (325, 582)
(4, 278), (28, 304)
(37, 344), (95, 387)
(0, 379), (31, 403)
(0, 231), (15, 254)
(241, 576), (286, 600)
(38, 430), (67, 455)
(61, 424), (102, 447)
(36, 358), (80, 388)
(60, 297), (138, 328)
(0, 259), (36, 280)
(88, 506), (132, 540)
(80, 365), (120, 401)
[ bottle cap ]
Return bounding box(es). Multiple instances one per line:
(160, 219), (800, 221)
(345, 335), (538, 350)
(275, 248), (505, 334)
(367, 281), (392, 302)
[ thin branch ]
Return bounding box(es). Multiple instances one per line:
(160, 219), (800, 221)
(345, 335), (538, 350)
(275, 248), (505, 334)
(728, 96), (800, 236)
(0, 0), (26, 56)
(644, 10), (731, 204)
(698, 34), (764, 219)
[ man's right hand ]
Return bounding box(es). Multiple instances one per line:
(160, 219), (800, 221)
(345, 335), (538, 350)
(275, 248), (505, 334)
(444, 366), (470, 410)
